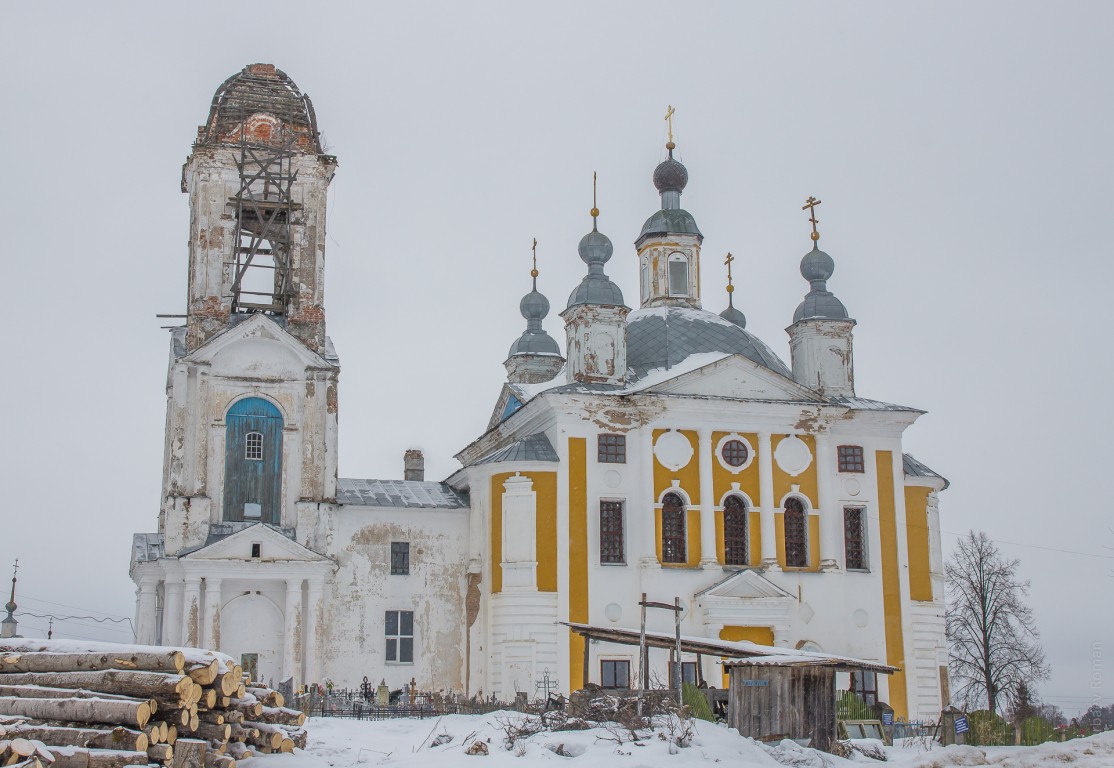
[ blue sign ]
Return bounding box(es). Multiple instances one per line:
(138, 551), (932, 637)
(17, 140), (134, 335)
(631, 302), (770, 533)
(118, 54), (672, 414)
(882, 712), (893, 726)
(955, 716), (969, 734)
(740, 680), (770, 687)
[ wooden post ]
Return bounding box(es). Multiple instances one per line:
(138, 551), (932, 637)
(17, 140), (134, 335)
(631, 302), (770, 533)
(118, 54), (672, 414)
(582, 636), (590, 689)
(637, 592), (647, 713)
(673, 597), (683, 694)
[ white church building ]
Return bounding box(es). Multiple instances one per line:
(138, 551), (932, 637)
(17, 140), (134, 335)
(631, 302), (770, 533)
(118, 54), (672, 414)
(130, 64), (949, 722)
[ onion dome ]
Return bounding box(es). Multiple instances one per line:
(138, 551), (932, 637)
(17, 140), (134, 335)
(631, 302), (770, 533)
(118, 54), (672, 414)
(637, 146), (702, 247)
(508, 285), (560, 357)
(719, 253), (746, 328)
(198, 63), (322, 153)
(793, 244), (850, 322)
(567, 199), (626, 309)
(653, 155), (689, 194)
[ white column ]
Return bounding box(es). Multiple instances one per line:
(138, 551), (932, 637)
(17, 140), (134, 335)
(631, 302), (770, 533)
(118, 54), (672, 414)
(136, 577), (158, 645)
(162, 578), (183, 646)
(181, 576), (202, 647)
(202, 577), (222, 651)
(816, 434), (839, 570)
(773, 626), (790, 648)
(697, 429), (717, 569)
(640, 429), (658, 567)
(282, 578), (303, 686)
(758, 432), (778, 569)
(304, 579), (324, 686)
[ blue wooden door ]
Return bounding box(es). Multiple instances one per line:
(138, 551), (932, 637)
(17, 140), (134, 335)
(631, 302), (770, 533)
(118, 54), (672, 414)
(223, 397), (283, 523)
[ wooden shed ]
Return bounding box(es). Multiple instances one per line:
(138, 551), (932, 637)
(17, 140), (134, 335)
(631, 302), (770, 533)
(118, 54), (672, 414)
(724, 656), (896, 752)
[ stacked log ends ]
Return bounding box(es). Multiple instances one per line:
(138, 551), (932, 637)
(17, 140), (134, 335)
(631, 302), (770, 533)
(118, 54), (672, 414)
(0, 641), (307, 768)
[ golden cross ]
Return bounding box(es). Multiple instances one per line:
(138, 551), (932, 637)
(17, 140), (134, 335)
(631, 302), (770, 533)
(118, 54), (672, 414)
(724, 253), (735, 290)
(802, 196), (822, 241)
(530, 238), (538, 279)
(591, 172), (599, 220)
(664, 105), (676, 148)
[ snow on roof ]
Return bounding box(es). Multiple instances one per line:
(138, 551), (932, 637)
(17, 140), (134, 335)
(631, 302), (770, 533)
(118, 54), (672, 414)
(336, 478), (468, 509)
(476, 433), (558, 465)
(903, 453), (950, 489)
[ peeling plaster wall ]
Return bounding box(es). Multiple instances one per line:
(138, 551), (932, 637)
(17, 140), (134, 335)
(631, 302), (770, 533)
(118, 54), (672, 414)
(321, 506), (469, 692)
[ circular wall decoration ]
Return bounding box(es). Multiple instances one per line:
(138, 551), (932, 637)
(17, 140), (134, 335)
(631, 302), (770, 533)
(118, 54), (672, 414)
(774, 435), (812, 476)
(605, 603), (623, 623)
(604, 470), (622, 489)
(844, 477), (861, 497)
(653, 430), (694, 472)
(852, 609), (869, 628)
(715, 433), (755, 473)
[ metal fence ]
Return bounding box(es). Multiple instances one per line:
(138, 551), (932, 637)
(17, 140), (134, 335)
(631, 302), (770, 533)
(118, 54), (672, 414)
(291, 687), (508, 720)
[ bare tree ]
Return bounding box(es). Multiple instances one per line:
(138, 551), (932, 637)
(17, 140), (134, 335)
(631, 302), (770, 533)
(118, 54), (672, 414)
(945, 530), (1049, 713)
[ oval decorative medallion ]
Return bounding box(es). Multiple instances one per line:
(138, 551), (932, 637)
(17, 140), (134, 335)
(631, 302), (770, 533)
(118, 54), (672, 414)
(844, 477), (861, 497)
(852, 609), (869, 628)
(605, 603), (623, 622)
(653, 430), (694, 472)
(604, 470), (622, 489)
(774, 435), (812, 476)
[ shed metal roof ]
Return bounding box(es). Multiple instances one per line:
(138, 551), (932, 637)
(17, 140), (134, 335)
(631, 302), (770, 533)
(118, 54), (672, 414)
(476, 433), (559, 465)
(336, 478), (468, 509)
(903, 453), (950, 489)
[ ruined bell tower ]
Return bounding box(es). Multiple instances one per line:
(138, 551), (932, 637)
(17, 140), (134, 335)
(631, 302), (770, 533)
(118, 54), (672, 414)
(182, 63), (337, 353)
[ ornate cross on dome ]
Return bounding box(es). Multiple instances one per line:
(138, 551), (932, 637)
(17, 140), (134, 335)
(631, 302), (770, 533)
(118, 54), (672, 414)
(664, 105), (676, 150)
(802, 196), (822, 241)
(590, 171), (600, 228)
(724, 252), (736, 306)
(530, 238), (538, 282)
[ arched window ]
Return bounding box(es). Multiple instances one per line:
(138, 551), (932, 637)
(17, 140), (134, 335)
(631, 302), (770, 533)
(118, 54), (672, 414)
(661, 492), (687, 564)
(723, 495), (749, 566)
(224, 397), (283, 524)
(784, 497), (808, 568)
(668, 252), (689, 296)
(640, 256), (651, 302)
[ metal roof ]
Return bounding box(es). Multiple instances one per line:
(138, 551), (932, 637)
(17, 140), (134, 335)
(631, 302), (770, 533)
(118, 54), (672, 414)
(132, 533), (164, 564)
(903, 453), (950, 489)
(476, 433), (559, 465)
(627, 307), (792, 380)
(336, 478), (468, 509)
(561, 622), (897, 674)
(636, 208), (702, 245)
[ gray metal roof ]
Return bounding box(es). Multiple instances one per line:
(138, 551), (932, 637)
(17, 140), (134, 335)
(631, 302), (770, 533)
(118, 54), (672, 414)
(477, 433), (559, 465)
(636, 208), (702, 245)
(337, 478), (468, 509)
(719, 303), (747, 329)
(132, 533), (164, 564)
(903, 453), (950, 490)
(627, 307), (792, 380)
(828, 396), (923, 413)
(793, 246), (850, 322)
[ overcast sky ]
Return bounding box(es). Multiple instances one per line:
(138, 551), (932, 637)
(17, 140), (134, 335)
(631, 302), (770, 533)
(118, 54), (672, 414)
(2, 2), (1110, 716)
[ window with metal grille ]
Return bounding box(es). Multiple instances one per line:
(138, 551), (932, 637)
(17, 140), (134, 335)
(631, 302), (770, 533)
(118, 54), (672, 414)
(597, 434), (626, 464)
(721, 439), (749, 467)
(784, 497), (808, 568)
(661, 492), (687, 564)
(245, 432), (263, 461)
(385, 610), (414, 663)
(391, 542), (410, 575)
(838, 445), (865, 473)
(723, 495), (749, 566)
(844, 507), (867, 570)
(601, 660), (630, 689)
(600, 501), (625, 564)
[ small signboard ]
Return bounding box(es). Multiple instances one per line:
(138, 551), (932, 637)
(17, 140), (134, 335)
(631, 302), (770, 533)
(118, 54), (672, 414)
(882, 712), (893, 726)
(955, 715), (969, 734)
(740, 680), (770, 687)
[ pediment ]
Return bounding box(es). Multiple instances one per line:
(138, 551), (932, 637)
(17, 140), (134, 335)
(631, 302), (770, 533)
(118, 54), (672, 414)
(696, 568), (795, 600)
(487, 383), (527, 431)
(182, 315), (335, 377)
(638, 354), (822, 402)
(183, 523), (331, 563)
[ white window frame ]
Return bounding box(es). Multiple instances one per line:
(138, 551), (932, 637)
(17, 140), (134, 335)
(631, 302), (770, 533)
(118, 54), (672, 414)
(245, 431), (264, 461)
(667, 252), (689, 297)
(385, 609), (414, 664)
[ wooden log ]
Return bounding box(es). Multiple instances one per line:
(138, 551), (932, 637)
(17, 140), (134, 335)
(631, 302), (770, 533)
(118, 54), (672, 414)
(0, 673), (192, 705)
(169, 739), (204, 768)
(0, 699), (150, 730)
(204, 742), (223, 756)
(196, 714), (223, 727)
(258, 707), (304, 727)
(0, 725), (147, 753)
(146, 744), (173, 764)
(142, 725), (162, 746)
(188, 725), (227, 744)
(8, 759), (44, 768)
(184, 664), (216, 688)
(0, 687), (148, 708)
(215, 675), (236, 699)
(242, 690), (280, 708)
(37, 746), (149, 768)
(242, 724), (280, 750)
(203, 754), (234, 768)
(279, 738), (293, 754)
(280, 728), (306, 750)
(218, 712), (241, 726)
(0, 653), (184, 676)
(164, 726), (176, 747)
(225, 702), (259, 720)
(198, 691), (215, 711)
(223, 744), (251, 761)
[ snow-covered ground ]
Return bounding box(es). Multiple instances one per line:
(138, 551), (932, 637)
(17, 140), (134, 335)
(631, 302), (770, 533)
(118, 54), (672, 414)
(243, 712), (1114, 768)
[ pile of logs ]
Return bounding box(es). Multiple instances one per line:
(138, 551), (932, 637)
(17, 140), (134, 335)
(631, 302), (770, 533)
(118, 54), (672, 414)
(0, 640), (307, 768)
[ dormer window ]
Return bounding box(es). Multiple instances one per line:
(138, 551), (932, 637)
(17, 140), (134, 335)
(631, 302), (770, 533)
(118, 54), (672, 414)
(245, 432), (263, 461)
(668, 252), (689, 296)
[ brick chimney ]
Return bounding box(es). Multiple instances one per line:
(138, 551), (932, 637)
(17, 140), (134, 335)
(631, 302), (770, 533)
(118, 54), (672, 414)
(404, 449), (425, 482)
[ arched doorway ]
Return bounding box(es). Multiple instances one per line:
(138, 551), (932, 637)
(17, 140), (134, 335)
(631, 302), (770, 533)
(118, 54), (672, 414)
(221, 593), (284, 687)
(223, 397), (283, 523)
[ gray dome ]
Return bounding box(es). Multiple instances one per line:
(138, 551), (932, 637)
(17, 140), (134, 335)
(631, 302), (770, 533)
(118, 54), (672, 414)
(508, 328), (560, 357)
(719, 304), (747, 329)
(578, 230), (614, 265)
(567, 275), (625, 308)
(627, 307), (791, 380)
(793, 292), (849, 323)
(801, 246), (835, 281)
(653, 156), (689, 193)
(520, 289), (549, 320)
(636, 208), (702, 244)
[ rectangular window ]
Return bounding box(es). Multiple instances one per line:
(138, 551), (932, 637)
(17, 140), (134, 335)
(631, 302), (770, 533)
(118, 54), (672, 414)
(837, 445), (865, 473)
(243, 502), (262, 519)
(851, 670), (878, 706)
(601, 660), (630, 689)
(385, 610), (414, 663)
(391, 541), (410, 575)
(600, 501), (625, 564)
(668, 661), (699, 686)
(597, 434), (626, 464)
(844, 507), (867, 570)
(245, 431), (263, 461)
